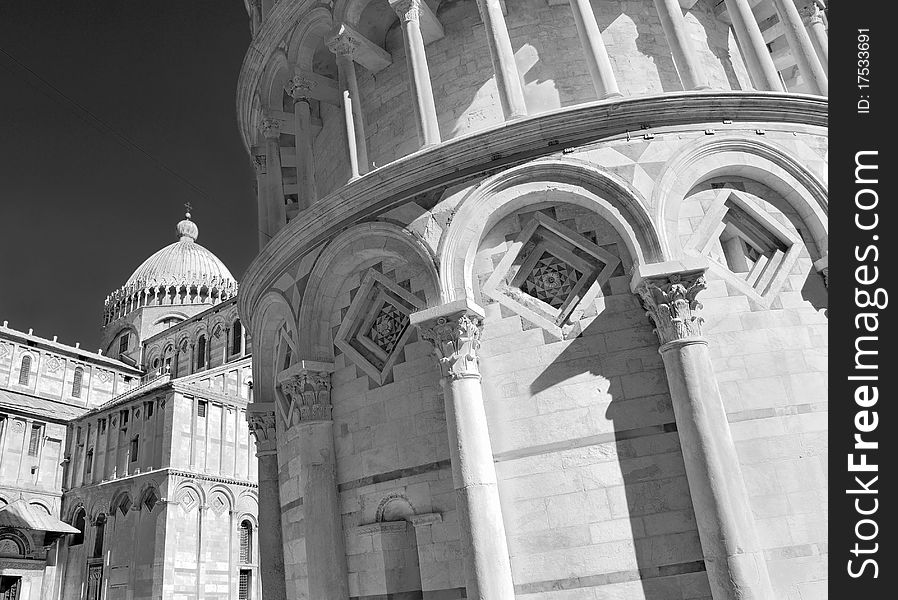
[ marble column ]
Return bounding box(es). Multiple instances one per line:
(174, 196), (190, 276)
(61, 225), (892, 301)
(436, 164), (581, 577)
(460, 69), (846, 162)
(279, 363), (349, 600)
(801, 2), (828, 75)
(566, 0), (622, 98)
(475, 0), (528, 118)
(328, 32), (370, 177)
(285, 73), (317, 212)
(411, 300), (515, 600)
(632, 262), (773, 600)
(652, 0), (710, 90)
(390, 0), (441, 147)
(771, 0), (827, 94)
(259, 115), (287, 245)
(247, 404), (287, 600)
(724, 0), (784, 91)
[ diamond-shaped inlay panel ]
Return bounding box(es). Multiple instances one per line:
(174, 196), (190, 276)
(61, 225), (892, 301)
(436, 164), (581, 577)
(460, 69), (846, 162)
(685, 189), (802, 305)
(334, 269), (426, 386)
(522, 252), (583, 308)
(483, 212), (621, 336)
(367, 302), (409, 354)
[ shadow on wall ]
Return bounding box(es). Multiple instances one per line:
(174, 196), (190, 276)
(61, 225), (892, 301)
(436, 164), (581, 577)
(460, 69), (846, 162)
(528, 302), (710, 599)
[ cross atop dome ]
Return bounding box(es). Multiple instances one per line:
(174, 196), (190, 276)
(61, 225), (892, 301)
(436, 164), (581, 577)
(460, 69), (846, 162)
(177, 205), (199, 242)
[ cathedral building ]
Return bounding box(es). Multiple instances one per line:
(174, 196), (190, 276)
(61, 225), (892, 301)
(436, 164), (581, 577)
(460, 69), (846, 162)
(235, 1), (828, 600)
(1, 215), (260, 600)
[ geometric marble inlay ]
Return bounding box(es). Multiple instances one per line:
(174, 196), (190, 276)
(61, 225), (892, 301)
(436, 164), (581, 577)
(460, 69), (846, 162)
(334, 269), (425, 386)
(484, 212), (621, 336)
(685, 189), (801, 306)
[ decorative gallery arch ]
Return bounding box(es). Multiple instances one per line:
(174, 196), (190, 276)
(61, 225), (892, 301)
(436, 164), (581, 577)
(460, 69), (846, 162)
(439, 158), (664, 303)
(251, 290), (298, 408)
(653, 135), (828, 260)
(296, 221), (440, 362)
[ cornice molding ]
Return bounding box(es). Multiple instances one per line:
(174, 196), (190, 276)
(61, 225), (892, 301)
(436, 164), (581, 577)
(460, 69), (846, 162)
(237, 92), (827, 328)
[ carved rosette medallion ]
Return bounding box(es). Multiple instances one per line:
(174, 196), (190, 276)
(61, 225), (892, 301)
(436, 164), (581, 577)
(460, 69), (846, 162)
(416, 313), (483, 380)
(279, 371), (333, 426)
(635, 273), (708, 347)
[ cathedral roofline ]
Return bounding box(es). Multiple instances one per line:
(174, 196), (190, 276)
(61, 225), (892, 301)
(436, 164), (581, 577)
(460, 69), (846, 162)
(0, 322), (142, 374)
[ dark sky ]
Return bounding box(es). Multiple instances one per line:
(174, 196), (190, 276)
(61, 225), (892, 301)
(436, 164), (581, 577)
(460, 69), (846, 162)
(0, 1), (256, 351)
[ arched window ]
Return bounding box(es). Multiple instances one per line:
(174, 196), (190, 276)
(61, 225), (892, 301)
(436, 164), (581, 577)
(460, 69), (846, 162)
(239, 520), (253, 563)
(196, 335), (207, 369)
(232, 320), (242, 355)
(92, 514), (106, 558)
(70, 508), (86, 546)
(72, 367), (84, 398)
(18, 355), (31, 386)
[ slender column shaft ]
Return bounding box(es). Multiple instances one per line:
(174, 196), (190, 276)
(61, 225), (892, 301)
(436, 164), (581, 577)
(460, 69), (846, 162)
(247, 406), (287, 600)
(771, 0), (827, 94)
(413, 302), (515, 600)
(475, 0), (528, 118)
(258, 116), (286, 245)
(280, 366), (349, 600)
(286, 73), (318, 209)
(568, 0), (622, 98)
(652, 0), (710, 90)
(335, 54), (361, 178)
(391, 0), (441, 146)
(635, 266), (774, 600)
(343, 58), (369, 173)
(724, 0), (784, 91)
(802, 2), (828, 75)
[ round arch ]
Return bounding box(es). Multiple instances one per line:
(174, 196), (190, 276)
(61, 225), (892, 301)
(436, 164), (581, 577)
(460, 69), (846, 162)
(251, 290), (299, 406)
(439, 158), (664, 303)
(653, 135), (828, 260)
(297, 221), (440, 361)
(286, 6), (334, 70)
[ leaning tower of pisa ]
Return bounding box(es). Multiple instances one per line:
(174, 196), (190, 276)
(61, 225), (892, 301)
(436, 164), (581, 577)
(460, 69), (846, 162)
(236, 1), (828, 599)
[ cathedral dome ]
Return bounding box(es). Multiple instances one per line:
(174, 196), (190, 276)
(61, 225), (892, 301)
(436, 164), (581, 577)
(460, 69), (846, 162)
(125, 213), (235, 289)
(103, 212), (238, 326)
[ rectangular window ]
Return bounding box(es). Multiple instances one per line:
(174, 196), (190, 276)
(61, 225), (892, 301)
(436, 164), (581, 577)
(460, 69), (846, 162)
(146, 401), (154, 418)
(130, 437), (139, 462)
(99, 419), (106, 434)
(27, 424), (42, 457)
(238, 570), (251, 600)
(119, 335), (129, 354)
(120, 410), (129, 427)
(197, 400), (207, 418)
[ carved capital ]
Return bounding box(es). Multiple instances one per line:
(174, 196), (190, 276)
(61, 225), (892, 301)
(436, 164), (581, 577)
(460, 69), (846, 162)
(414, 306), (484, 380)
(327, 31), (360, 57)
(635, 272), (707, 347)
(801, 3), (824, 24)
(247, 406), (277, 453)
(285, 73), (314, 102)
(259, 116), (281, 139)
(390, 0), (422, 23)
(252, 153), (267, 175)
(279, 370), (333, 426)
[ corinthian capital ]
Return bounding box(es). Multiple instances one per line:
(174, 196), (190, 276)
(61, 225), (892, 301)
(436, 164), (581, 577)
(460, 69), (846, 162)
(327, 29), (360, 57)
(800, 2), (824, 24)
(278, 362), (334, 426)
(635, 272), (707, 346)
(411, 300), (485, 380)
(285, 73), (314, 102)
(390, 0), (422, 23)
(247, 404), (277, 454)
(259, 115), (281, 139)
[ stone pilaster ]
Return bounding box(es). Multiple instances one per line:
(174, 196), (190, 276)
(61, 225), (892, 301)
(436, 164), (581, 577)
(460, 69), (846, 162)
(246, 404), (286, 600)
(278, 362), (349, 600)
(257, 115), (286, 247)
(390, 0), (441, 147)
(411, 299), (515, 600)
(632, 261), (773, 600)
